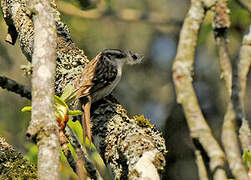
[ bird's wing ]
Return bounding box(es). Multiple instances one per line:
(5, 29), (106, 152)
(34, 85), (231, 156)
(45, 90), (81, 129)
(74, 54), (117, 98)
(74, 55), (99, 98)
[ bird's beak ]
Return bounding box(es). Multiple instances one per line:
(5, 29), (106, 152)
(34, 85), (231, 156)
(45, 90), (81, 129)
(126, 51), (144, 65)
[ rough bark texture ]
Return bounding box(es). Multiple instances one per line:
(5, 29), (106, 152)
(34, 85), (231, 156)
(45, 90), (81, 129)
(195, 150), (208, 180)
(213, 1), (250, 180)
(0, 136), (37, 179)
(0, 0), (167, 179)
(91, 102), (166, 179)
(236, 25), (251, 153)
(172, 0), (227, 179)
(25, 0), (60, 179)
(235, 25), (251, 178)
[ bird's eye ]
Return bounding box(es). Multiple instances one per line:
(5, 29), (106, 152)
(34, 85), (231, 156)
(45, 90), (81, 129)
(105, 54), (111, 59)
(132, 55), (137, 59)
(116, 54), (124, 58)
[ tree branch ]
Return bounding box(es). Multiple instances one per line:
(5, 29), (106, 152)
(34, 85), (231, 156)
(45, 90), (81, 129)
(0, 75), (31, 100)
(172, 0), (227, 179)
(0, 136), (37, 179)
(234, 25), (251, 152)
(213, 1), (249, 179)
(233, 25), (251, 178)
(59, 129), (77, 174)
(25, 0), (60, 179)
(195, 150), (209, 180)
(65, 125), (100, 179)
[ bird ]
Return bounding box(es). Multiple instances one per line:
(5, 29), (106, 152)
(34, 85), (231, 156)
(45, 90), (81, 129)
(73, 49), (143, 145)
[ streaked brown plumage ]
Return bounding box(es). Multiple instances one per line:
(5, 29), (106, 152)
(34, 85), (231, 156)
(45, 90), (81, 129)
(74, 49), (143, 145)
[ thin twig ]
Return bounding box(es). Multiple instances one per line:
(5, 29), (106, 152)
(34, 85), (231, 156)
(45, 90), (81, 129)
(213, 1), (249, 179)
(59, 130), (77, 173)
(213, 0), (232, 95)
(65, 125), (100, 180)
(234, 25), (251, 152)
(233, 25), (251, 178)
(0, 76), (31, 100)
(172, 0), (227, 179)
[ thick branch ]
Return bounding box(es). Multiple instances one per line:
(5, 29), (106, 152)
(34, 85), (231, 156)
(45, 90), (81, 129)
(0, 75), (31, 100)
(172, 0), (227, 179)
(0, 0), (167, 178)
(91, 102), (166, 179)
(25, 0), (60, 179)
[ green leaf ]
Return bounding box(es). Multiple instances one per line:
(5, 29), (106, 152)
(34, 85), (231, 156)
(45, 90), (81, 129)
(60, 85), (77, 102)
(54, 95), (68, 108)
(68, 110), (83, 116)
(54, 95), (69, 120)
(21, 106), (32, 112)
(68, 120), (83, 143)
(242, 149), (251, 169)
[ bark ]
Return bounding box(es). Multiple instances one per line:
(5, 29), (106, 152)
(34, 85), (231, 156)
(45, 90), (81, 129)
(172, 0), (227, 179)
(0, 75), (31, 100)
(0, 0), (167, 179)
(25, 0), (60, 179)
(0, 136), (37, 179)
(195, 150), (208, 180)
(234, 25), (251, 178)
(235, 25), (251, 153)
(213, 1), (249, 179)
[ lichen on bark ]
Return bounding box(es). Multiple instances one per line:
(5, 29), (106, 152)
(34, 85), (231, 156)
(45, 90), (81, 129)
(0, 137), (37, 179)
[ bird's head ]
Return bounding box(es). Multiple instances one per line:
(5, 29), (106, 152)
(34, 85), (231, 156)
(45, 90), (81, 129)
(126, 50), (144, 65)
(101, 49), (143, 66)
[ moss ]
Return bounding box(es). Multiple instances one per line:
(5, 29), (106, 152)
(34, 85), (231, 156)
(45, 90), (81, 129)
(134, 115), (153, 128)
(128, 169), (141, 179)
(0, 138), (37, 179)
(153, 151), (167, 171)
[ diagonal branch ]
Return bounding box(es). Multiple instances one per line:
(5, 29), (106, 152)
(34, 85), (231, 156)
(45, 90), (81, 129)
(0, 75), (31, 100)
(65, 125), (101, 179)
(172, 0), (227, 179)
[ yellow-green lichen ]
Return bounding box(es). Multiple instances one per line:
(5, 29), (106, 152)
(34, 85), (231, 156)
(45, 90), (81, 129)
(0, 145), (37, 179)
(134, 115), (153, 128)
(128, 169), (141, 179)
